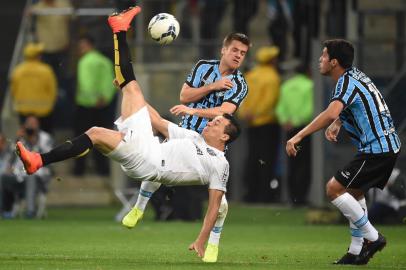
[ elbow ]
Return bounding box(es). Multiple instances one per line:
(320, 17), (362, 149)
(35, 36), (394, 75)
(179, 94), (188, 104)
(325, 111), (339, 123)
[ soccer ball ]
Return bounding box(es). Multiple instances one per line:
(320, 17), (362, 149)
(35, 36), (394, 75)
(148, 13), (180, 45)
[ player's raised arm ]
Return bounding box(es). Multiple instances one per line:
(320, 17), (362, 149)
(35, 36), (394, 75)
(189, 189), (224, 258)
(147, 105), (170, 138)
(180, 78), (234, 104)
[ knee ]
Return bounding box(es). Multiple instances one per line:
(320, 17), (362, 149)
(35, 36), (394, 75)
(326, 177), (344, 200)
(86, 127), (103, 143)
(218, 199), (228, 218)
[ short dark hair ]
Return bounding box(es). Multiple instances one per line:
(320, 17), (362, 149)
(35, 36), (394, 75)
(222, 113), (241, 144)
(79, 34), (95, 46)
(223, 33), (251, 49)
(323, 39), (354, 69)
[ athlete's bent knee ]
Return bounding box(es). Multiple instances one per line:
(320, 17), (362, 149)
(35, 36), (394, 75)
(326, 177), (345, 200)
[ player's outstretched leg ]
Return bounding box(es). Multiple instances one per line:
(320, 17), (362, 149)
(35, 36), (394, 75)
(202, 195), (228, 263)
(122, 181), (161, 228)
(108, 6), (146, 120)
(16, 133), (94, 175)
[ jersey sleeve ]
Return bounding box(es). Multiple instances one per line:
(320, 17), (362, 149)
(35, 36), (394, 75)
(223, 73), (248, 107)
(330, 75), (354, 107)
(168, 123), (198, 140)
(208, 161), (229, 192)
(185, 60), (205, 88)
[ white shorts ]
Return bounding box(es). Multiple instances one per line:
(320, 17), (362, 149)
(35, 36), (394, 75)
(107, 106), (161, 181)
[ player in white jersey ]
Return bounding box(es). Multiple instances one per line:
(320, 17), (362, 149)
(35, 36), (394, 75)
(15, 5), (240, 260)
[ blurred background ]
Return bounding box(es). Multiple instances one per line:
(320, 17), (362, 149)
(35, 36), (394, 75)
(0, 0), (405, 224)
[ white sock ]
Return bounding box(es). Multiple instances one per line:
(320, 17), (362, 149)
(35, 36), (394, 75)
(332, 193), (378, 242)
(208, 195), (228, 246)
(135, 181), (161, 211)
(348, 198), (368, 255)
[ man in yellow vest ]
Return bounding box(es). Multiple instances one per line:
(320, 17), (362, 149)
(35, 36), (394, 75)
(10, 43), (57, 133)
(238, 46), (281, 203)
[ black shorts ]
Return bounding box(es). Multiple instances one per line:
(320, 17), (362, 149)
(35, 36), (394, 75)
(334, 152), (399, 191)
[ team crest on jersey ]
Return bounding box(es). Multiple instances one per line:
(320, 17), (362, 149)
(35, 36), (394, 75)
(216, 91), (226, 98)
(194, 144), (203, 155)
(206, 148), (217, 156)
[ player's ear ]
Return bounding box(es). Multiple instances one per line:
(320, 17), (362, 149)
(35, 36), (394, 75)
(221, 46), (226, 56)
(221, 133), (230, 143)
(331, 59), (338, 68)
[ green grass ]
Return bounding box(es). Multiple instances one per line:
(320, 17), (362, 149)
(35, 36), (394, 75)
(0, 205), (405, 269)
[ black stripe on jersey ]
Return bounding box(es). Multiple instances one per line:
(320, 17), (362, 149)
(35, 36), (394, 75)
(194, 116), (204, 131)
(347, 89), (358, 105)
(355, 88), (383, 152)
(346, 130), (361, 142)
(338, 76), (350, 101)
(203, 66), (214, 81)
(228, 74), (247, 106)
(346, 110), (363, 136)
(190, 60), (217, 87)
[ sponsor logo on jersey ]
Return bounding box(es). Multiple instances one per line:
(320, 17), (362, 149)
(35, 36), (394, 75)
(221, 166), (229, 187)
(194, 143), (203, 155)
(206, 148), (217, 156)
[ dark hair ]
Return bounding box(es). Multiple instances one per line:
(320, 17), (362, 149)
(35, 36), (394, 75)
(79, 34), (95, 46)
(323, 39), (354, 69)
(223, 33), (251, 49)
(222, 113), (241, 144)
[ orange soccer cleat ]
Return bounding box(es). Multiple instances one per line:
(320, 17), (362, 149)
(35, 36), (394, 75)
(15, 141), (43, 175)
(108, 6), (142, 33)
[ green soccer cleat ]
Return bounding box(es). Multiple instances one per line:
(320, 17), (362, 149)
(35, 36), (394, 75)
(122, 207), (143, 228)
(202, 243), (219, 263)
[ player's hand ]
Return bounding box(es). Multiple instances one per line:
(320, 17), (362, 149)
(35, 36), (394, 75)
(170, 104), (195, 116)
(113, 78), (120, 90)
(211, 78), (234, 91)
(286, 135), (302, 157)
(188, 241), (205, 258)
(325, 121), (340, 142)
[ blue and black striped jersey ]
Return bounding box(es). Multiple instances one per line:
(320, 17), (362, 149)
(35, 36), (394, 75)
(331, 67), (401, 154)
(180, 60), (248, 133)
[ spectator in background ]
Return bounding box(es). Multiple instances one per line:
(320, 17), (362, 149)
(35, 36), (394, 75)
(233, 0), (259, 35)
(276, 63), (313, 206)
(267, 0), (294, 62)
(1, 117), (53, 219)
(16, 116), (54, 218)
(369, 168), (406, 224)
(238, 46), (281, 203)
(0, 133), (12, 216)
(10, 42), (57, 134)
(0, 132), (21, 219)
(199, 0), (228, 59)
(31, 0), (73, 82)
(74, 35), (116, 176)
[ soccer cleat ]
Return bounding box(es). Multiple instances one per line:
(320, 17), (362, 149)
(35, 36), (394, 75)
(108, 6), (141, 33)
(122, 206), (143, 228)
(333, 252), (366, 265)
(15, 141), (43, 175)
(357, 233), (387, 264)
(202, 243), (219, 263)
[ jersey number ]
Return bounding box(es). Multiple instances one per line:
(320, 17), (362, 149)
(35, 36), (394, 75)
(368, 83), (388, 113)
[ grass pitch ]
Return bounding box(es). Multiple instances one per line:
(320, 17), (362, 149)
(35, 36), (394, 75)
(0, 205), (405, 269)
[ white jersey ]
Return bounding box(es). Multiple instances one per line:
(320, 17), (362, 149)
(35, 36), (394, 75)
(108, 107), (229, 192)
